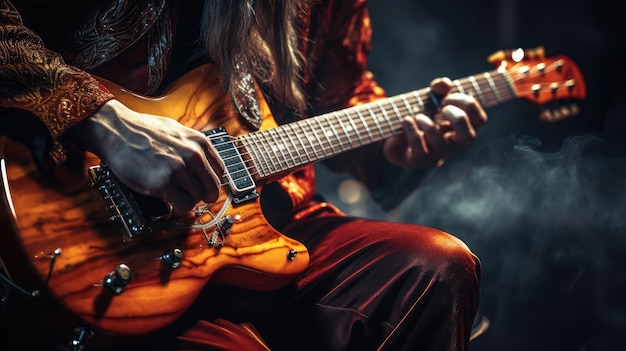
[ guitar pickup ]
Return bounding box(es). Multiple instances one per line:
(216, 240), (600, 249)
(204, 127), (258, 204)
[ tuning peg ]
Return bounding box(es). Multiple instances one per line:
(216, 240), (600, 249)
(569, 103), (580, 116)
(540, 108), (554, 122)
(488, 46), (546, 66)
(539, 109), (554, 122)
(539, 104), (580, 122)
(539, 107), (564, 122)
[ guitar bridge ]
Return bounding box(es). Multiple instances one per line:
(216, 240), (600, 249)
(88, 165), (172, 238)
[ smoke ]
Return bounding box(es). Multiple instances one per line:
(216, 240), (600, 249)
(380, 132), (626, 349)
(396, 133), (621, 262)
(315, 0), (625, 348)
(317, 129), (626, 349)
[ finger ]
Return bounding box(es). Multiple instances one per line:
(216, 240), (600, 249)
(172, 164), (217, 204)
(441, 93), (488, 128)
(414, 114), (449, 153)
(439, 104), (476, 146)
(430, 77), (454, 96)
(163, 186), (197, 216)
(400, 115), (428, 160)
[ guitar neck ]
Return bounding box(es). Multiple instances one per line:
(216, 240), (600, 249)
(240, 69), (513, 179)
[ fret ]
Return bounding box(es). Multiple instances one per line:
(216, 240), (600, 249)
(242, 133), (268, 175)
(282, 127), (300, 168)
(249, 132), (268, 177)
(346, 111), (364, 146)
(266, 128), (289, 171)
(483, 72), (501, 103)
(294, 122), (315, 163)
(237, 136), (254, 171)
(258, 129), (280, 175)
(364, 104), (384, 138)
(285, 123), (307, 166)
(387, 98), (404, 124)
(453, 79), (465, 94)
(315, 116), (336, 155)
(304, 118), (327, 159)
(412, 90), (426, 112)
(400, 93), (416, 116)
(468, 76), (485, 105)
(376, 100), (395, 134)
(353, 108), (375, 142)
(333, 111), (357, 149)
(298, 120), (317, 160)
(322, 114), (344, 153)
(274, 127), (298, 170)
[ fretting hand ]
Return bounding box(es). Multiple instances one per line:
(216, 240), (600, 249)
(383, 77), (488, 169)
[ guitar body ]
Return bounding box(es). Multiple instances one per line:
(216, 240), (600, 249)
(0, 64), (309, 346)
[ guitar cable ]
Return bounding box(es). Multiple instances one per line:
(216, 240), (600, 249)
(0, 251), (61, 299)
(0, 262), (40, 299)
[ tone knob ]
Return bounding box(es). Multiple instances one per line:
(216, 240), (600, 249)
(161, 248), (183, 269)
(103, 264), (132, 294)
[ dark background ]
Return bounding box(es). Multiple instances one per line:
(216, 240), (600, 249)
(316, 1), (626, 350)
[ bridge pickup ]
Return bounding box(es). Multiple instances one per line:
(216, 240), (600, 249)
(204, 127), (257, 203)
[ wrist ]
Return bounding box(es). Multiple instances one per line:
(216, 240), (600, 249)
(63, 99), (122, 158)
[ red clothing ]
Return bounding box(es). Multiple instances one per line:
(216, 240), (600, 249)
(0, 1), (482, 350)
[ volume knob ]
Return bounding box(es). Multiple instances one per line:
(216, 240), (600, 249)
(161, 248), (183, 269)
(103, 264), (132, 294)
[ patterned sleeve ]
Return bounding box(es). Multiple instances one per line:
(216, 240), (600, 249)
(303, 0), (433, 211)
(0, 0), (113, 142)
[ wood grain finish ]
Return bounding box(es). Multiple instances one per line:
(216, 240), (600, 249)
(0, 64), (309, 344)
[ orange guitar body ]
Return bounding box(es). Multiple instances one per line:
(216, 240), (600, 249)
(0, 64), (310, 346)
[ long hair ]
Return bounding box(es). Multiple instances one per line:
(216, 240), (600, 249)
(200, 0), (306, 113)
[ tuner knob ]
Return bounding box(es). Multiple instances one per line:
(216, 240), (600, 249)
(161, 248), (183, 269)
(103, 264), (132, 294)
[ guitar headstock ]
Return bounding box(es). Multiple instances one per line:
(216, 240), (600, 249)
(488, 47), (587, 122)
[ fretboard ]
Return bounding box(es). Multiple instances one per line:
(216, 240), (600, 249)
(239, 69), (515, 179)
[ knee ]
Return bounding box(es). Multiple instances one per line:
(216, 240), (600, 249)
(394, 226), (482, 289)
(422, 228), (482, 292)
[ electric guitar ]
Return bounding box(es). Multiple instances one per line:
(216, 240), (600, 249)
(0, 47), (586, 347)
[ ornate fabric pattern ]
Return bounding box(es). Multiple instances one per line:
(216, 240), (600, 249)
(146, 1), (171, 94)
(62, 0), (167, 70)
(0, 17), (114, 139)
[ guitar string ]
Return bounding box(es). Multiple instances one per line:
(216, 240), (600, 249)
(221, 73), (512, 182)
(219, 72), (509, 182)
(211, 62), (574, 188)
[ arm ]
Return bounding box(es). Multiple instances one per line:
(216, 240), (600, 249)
(303, 0), (486, 211)
(0, 1), (221, 215)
